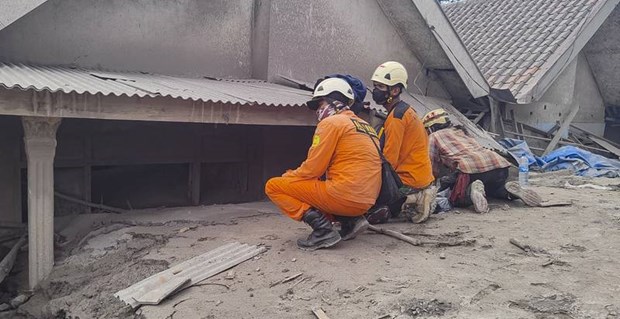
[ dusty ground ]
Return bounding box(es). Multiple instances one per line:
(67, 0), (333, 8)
(3, 172), (620, 319)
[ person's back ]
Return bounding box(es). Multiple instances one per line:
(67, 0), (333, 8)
(423, 108), (541, 214)
(265, 78), (381, 251)
(366, 61), (437, 224)
(298, 110), (381, 206)
(428, 127), (510, 174)
(381, 102), (434, 189)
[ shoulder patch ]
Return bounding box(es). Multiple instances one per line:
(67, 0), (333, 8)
(311, 135), (320, 147)
(350, 118), (378, 137)
(392, 101), (410, 120)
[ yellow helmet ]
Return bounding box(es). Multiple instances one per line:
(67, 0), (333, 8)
(422, 108), (450, 128)
(371, 61), (408, 89)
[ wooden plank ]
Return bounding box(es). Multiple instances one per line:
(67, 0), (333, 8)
(473, 111), (486, 125)
(518, 121), (554, 138)
(510, 109), (519, 138)
(540, 199), (573, 207)
(54, 191), (126, 214)
(488, 98), (505, 138)
(189, 162), (201, 206)
(504, 131), (609, 154)
(544, 104), (580, 155)
(0, 235), (26, 284)
(588, 135), (620, 158)
(0, 222), (25, 229)
(569, 124), (620, 147)
(569, 124), (620, 158)
(133, 276), (190, 305)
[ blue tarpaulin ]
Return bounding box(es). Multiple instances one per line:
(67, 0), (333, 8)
(499, 138), (620, 178)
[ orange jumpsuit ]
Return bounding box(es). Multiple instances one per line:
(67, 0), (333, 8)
(265, 110), (382, 221)
(379, 101), (434, 189)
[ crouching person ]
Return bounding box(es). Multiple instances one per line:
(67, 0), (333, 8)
(265, 78), (381, 251)
(365, 61), (437, 224)
(422, 108), (542, 213)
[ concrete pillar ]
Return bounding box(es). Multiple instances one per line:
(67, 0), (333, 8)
(22, 116), (61, 289)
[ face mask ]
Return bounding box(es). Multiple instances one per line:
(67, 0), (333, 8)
(317, 104), (337, 122)
(372, 88), (390, 105)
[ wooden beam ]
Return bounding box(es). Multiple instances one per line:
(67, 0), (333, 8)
(488, 98), (505, 138)
(569, 124), (620, 158)
(544, 104), (580, 155)
(0, 89), (316, 127)
(504, 131), (610, 154)
(510, 109), (519, 138)
(189, 162), (201, 206)
(0, 235), (26, 285)
(472, 111), (486, 125)
(54, 191), (126, 214)
(587, 135), (620, 158)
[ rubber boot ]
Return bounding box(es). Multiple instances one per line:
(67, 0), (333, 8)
(365, 206), (390, 225)
(297, 209), (341, 251)
(336, 215), (369, 241)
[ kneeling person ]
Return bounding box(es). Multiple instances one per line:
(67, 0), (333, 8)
(265, 78), (382, 250)
(423, 108), (542, 213)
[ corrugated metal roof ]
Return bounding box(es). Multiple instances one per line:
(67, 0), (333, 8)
(0, 63), (311, 107)
(115, 242), (266, 308)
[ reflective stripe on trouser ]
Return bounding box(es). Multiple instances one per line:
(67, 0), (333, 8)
(265, 177), (371, 221)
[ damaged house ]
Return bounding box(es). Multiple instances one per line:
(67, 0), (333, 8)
(0, 0), (496, 289)
(443, 0), (620, 154)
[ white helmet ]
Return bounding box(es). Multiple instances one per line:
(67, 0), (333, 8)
(313, 78), (354, 100)
(371, 61), (408, 89)
(307, 78), (354, 110)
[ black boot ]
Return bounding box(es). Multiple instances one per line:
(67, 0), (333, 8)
(297, 209), (341, 251)
(365, 205), (390, 224)
(336, 215), (370, 241)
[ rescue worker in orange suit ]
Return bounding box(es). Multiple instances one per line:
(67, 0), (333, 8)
(366, 61), (437, 224)
(265, 78), (381, 251)
(422, 108), (542, 213)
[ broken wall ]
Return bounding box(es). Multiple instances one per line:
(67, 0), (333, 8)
(506, 52), (606, 136)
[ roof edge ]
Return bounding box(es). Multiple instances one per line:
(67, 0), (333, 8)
(515, 0), (620, 104)
(412, 0), (490, 99)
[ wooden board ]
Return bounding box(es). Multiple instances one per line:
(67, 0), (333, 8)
(588, 135), (620, 159)
(540, 199), (573, 207)
(544, 104), (579, 155)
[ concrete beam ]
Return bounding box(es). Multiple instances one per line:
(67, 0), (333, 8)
(0, 89), (315, 126)
(22, 116), (61, 289)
